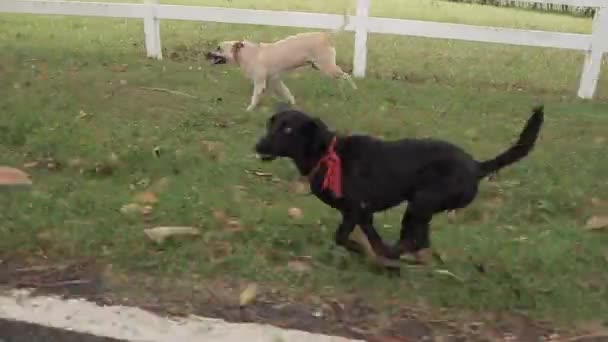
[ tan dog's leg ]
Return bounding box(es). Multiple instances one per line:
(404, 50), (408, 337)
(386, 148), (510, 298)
(247, 78), (267, 111)
(269, 77), (295, 105)
(315, 48), (357, 90)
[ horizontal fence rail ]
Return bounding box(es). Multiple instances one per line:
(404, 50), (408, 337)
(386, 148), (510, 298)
(0, 0), (606, 99)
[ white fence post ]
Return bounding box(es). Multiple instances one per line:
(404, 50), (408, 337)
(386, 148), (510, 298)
(577, 6), (607, 99)
(143, 0), (162, 59)
(352, 0), (369, 78)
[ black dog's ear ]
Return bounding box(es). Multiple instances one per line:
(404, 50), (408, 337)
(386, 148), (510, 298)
(301, 118), (320, 137)
(301, 118), (330, 155)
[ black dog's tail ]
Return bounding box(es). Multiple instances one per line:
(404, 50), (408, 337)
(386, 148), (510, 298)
(477, 105), (544, 179)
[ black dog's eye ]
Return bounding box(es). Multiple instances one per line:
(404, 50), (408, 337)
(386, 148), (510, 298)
(283, 126), (292, 134)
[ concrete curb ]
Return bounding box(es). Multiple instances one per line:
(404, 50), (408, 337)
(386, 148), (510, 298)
(0, 289), (363, 342)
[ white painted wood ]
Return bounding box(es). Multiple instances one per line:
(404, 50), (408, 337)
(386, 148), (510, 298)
(578, 7), (608, 99)
(516, 0), (605, 7)
(353, 0), (370, 78)
(0, 1), (144, 18)
(143, 0), (162, 59)
(156, 5), (354, 30)
(367, 17), (592, 50)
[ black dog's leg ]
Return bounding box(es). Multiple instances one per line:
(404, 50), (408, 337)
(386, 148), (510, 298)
(357, 213), (393, 259)
(387, 194), (438, 261)
(335, 211), (364, 254)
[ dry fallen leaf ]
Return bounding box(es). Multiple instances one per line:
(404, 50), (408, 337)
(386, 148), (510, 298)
(23, 161), (39, 169)
(143, 226), (200, 244)
(77, 110), (92, 119)
(585, 216), (608, 231)
(446, 210), (457, 224)
(288, 207), (303, 219)
(224, 219), (243, 232)
(201, 140), (225, 161)
(68, 158), (85, 169)
(213, 209), (228, 224)
(107, 152), (120, 167)
(0, 167), (32, 187)
(133, 191), (159, 205)
(291, 181), (309, 194)
(239, 283), (257, 307)
(254, 171), (272, 177)
(120, 203), (144, 215)
(434, 269), (464, 282)
(110, 63), (129, 72)
(287, 260), (312, 273)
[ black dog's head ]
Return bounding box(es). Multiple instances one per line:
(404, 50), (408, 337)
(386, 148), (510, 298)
(255, 104), (332, 165)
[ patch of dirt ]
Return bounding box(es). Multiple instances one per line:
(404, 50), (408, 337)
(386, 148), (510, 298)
(0, 255), (596, 342)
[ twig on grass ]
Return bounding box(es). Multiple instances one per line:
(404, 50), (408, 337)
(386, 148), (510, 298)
(138, 86), (197, 99)
(16, 279), (92, 288)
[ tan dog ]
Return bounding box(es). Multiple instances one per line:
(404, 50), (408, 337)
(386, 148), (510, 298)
(206, 15), (357, 111)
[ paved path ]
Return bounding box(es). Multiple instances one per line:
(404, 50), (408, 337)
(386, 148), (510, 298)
(0, 290), (362, 342)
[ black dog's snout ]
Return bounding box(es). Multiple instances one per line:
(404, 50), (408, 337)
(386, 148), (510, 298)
(255, 138), (269, 153)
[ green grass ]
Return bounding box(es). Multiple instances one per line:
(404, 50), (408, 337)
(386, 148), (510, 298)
(2, 0), (608, 330)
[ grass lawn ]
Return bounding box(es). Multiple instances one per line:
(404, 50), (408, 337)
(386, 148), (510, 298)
(2, 0), (608, 338)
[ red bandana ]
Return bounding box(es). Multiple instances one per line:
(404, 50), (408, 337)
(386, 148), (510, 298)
(309, 136), (342, 198)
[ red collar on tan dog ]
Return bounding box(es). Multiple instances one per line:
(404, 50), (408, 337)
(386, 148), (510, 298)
(308, 136), (342, 198)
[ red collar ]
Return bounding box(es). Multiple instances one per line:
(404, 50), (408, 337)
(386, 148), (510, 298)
(308, 136), (343, 198)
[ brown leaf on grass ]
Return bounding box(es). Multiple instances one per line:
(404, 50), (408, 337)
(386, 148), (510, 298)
(446, 210), (457, 224)
(209, 241), (233, 264)
(585, 216), (608, 231)
(593, 136), (606, 145)
(77, 110), (92, 119)
(143, 226), (200, 244)
(288, 207), (303, 219)
(286, 260), (312, 273)
(239, 283), (257, 307)
(434, 269), (464, 282)
(37, 63), (48, 81)
(224, 219), (244, 233)
(23, 161), (39, 169)
(589, 197), (607, 207)
(290, 181), (309, 195)
(120, 203), (152, 217)
(23, 158), (62, 171)
(201, 140), (225, 161)
(68, 158), (86, 170)
(253, 170), (273, 177)
(133, 191), (159, 205)
(213, 209), (228, 225)
(0, 167), (32, 187)
(110, 63), (128, 72)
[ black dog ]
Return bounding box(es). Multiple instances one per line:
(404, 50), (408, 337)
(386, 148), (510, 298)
(255, 105), (544, 263)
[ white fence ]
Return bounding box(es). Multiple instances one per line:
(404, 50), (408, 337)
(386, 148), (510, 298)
(1, 0), (607, 99)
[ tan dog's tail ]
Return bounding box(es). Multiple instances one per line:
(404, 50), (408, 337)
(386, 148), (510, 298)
(332, 7), (352, 35)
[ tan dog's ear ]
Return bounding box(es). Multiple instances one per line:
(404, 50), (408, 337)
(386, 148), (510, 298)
(233, 41), (244, 50)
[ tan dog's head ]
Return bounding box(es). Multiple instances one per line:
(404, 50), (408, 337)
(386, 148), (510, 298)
(205, 41), (245, 65)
